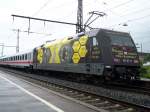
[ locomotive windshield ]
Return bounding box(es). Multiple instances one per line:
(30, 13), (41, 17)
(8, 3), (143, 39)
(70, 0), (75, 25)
(110, 35), (134, 47)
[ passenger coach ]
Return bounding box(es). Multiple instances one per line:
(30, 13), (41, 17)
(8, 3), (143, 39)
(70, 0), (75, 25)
(0, 50), (33, 68)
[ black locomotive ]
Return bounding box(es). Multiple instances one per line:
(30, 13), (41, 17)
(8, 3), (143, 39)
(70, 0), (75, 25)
(0, 29), (140, 81)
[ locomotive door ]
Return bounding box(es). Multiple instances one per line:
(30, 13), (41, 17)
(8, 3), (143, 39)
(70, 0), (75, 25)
(88, 37), (100, 63)
(86, 36), (103, 75)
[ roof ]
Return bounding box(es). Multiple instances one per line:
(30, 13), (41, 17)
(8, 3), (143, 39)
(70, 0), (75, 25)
(0, 49), (33, 59)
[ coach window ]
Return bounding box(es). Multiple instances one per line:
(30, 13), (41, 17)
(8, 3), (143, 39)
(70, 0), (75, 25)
(28, 53), (31, 60)
(23, 55), (24, 60)
(22, 55), (23, 60)
(25, 54), (27, 60)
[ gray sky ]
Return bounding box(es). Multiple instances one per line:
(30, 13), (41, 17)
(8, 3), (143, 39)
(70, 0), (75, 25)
(0, 0), (150, 56)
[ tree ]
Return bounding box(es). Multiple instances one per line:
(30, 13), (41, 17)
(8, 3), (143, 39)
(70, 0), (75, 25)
(144, 54), (150, 63)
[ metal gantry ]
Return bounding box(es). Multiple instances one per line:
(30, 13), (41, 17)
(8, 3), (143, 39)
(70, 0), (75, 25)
(11, 0), (107, 53)
(11, 0), (84, 34)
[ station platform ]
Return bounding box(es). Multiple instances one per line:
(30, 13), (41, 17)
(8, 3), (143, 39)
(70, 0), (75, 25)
(0, 70), (100, 112)
(141, 77), (150, 81)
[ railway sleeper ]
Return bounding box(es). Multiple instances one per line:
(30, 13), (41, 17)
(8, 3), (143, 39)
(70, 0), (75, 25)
(93, 101), (109, 106)
(76, 96), (92, 101)
(84, 98), (101, 103)
(101, 104), (120, 109)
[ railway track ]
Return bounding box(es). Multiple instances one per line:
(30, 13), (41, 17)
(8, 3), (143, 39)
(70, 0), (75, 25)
(0, 67), (150, 112)
(103, 82), (150, 96)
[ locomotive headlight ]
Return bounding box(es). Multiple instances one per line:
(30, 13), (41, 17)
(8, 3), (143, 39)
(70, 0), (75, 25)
(105, 66), (111, 68)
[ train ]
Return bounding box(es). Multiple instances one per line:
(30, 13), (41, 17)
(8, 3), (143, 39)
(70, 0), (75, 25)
(0, 29), (140, 82)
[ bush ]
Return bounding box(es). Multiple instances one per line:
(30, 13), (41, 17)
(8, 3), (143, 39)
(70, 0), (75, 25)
(140, 66), (150, 78)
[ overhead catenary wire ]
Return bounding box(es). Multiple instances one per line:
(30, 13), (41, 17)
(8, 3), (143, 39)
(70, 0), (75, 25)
(32, 0), (52, 16)
(104, 0), (135, 11)
(108, 13), (150, 28)
(121, 7), (150, 17)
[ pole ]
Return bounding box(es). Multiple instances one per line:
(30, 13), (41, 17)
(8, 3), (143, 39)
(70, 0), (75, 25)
(1, 44), (4, 57)
(141, 43), (142, 54)
(76, 0), (83, 33)
(16, 29), (19, 53)
(0, 43), (4, 57)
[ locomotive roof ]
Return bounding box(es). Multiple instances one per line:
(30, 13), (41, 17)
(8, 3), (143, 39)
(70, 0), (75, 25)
(85, 28), (130, 37)
(39, 28), (131, 48)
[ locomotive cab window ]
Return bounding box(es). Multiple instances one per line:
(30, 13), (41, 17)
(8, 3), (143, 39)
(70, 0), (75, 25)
(110, 35), (134, 47)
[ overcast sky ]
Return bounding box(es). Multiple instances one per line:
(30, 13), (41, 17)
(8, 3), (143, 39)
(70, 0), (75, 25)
(0, 0), (150, 56)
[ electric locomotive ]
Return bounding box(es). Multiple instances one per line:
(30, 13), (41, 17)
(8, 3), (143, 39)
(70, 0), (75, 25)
(33, 28), (140, 80)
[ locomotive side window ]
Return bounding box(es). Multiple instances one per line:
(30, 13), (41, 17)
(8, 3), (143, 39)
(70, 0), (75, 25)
(93, 37), (98, 46)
